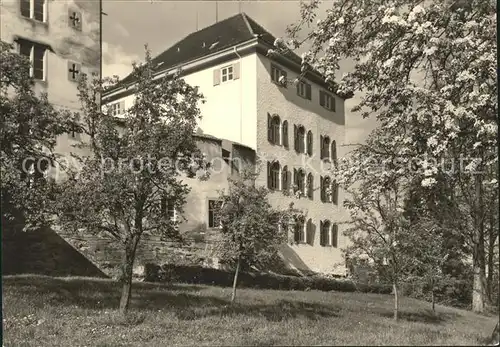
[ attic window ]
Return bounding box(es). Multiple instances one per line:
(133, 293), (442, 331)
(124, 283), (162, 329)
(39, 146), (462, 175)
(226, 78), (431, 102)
(209, 42), (219, 50)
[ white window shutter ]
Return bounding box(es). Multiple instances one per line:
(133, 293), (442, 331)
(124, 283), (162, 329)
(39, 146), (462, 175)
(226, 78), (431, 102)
(233, 62), (240, 80)
(213, 69), (220, 86)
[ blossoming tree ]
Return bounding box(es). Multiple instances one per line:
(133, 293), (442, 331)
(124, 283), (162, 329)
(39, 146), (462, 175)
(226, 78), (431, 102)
(272, 0), (497, 312)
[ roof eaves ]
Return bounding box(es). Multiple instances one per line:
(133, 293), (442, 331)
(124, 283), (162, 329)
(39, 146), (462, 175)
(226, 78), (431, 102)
(104, 37), (258, 99)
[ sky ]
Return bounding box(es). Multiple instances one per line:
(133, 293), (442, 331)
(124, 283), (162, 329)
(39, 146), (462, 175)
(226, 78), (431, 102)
(101, 0), (376, 144)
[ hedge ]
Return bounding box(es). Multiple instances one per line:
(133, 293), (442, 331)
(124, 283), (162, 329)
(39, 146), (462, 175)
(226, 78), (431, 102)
(144, 263), (392, 295)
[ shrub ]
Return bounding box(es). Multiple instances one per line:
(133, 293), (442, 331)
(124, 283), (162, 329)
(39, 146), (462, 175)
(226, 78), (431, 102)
(145, 263), (391, 295)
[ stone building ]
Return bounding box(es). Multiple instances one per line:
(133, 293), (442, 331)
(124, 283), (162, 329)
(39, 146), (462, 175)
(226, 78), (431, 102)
(0, 0), (101, 155)
(103, 13), (353, 275)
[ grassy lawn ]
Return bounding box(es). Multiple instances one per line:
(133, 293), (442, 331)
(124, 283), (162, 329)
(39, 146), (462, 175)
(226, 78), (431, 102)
(3, 275), (497, 346)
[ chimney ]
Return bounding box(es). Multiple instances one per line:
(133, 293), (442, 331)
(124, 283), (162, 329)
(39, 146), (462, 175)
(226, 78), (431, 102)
(177, 47), (180, 53)
(202, 42), (206, 48)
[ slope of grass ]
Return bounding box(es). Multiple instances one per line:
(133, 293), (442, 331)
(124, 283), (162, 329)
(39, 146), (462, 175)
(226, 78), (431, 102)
(3, 275), (497, 346)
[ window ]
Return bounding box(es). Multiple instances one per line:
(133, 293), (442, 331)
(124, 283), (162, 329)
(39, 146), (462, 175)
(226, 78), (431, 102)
(67, 61), (81, 82)
(306, 130), (313, 156)
(331, 224), (338, 247)
(267, 161), (280, 191)
(296, 80), (311, 100)
(21, 0), (46, 22)
(281, 165), (290, 194)
(271, 64), (287, 87)
(294, 125), (306, 153)
(213, 62), (240, 85)
(282, 120), (289, 148)
(331, 140), (338, 167)
(320, 91), (336, 112)
(108, 101), (125, 117)
(221, 65), (233, 82)
(267, 113), (281, 145)
(320, 220), (330, 246)
(21, 157), (49, 187)
(68, 10), (82, 31)
(307, 173), (314, 200)
(321, 176), (331, 203)
(320, 135), (331, 160)
(331, 180), (339, 205)
(306, 218), (313, 245)
(294, 217), (305, 243)
(294, 168), (306, 196)
(208, 199), (222, 228)
(161, 197), (177, 222)
(18, 39), (46, 80)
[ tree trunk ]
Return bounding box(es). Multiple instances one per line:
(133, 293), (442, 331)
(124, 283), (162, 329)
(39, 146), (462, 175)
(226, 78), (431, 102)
(119, 234), (140, 315)
(431, 288), (435, 312)
(231, 253), (241, 304)
(486, 212), (497, 305)
(472, 174), (486, 313)
(393, 281), (399, 321)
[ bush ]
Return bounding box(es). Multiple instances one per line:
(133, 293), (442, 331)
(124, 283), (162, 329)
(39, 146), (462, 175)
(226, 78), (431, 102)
(144, 263), (391, 295)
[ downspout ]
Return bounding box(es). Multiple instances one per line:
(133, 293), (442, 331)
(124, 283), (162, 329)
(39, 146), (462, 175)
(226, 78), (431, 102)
(234, 46), (242, 143)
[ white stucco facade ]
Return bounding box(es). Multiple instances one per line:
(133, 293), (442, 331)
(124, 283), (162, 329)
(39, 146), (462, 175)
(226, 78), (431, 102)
(104, 43), (350, 275)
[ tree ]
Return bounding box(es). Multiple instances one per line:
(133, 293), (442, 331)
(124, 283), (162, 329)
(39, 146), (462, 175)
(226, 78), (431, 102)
(1, 41), (72, 230)
(54, 48), (208, 315)
(282, 0), (497, 313)
(216, 168), (303, 303)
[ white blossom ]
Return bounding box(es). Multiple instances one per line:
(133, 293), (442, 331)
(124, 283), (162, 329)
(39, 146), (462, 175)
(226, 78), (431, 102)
(421, 177), (437, 187)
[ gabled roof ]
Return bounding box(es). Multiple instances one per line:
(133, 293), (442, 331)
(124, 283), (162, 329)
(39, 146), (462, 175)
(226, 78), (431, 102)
(106, 13), (353, 100)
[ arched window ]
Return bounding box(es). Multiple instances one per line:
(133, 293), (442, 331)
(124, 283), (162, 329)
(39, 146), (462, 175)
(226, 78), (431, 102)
(281, 165), (290, 194)
(331, 180), (339, 205)
(331, 140), (337, 167)
(267, 113), (281, 145)
(272, 115), (280, 144)
(321, 176), (331, 202)
(282, 120), (289, 148)
(267, 161), (280, 190)
(294, 125), (306, 153)
(320, 220), (330, 246)
(320, 135), (330, 160)
(331, 224), (338, 248)
(294, 216), (305, 243)
(306, 218), (313, 245)
(307, 173), (314, 199)
(294, 168), (306, 195)
(306, 130), (313, 156)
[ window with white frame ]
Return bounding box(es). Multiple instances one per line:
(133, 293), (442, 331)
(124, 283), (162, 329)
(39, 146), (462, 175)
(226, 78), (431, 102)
(18, 39), (46, 80)
(108, 101), (125, 117)
(221, 65), (233, 83)
(20, 0), (46, 22)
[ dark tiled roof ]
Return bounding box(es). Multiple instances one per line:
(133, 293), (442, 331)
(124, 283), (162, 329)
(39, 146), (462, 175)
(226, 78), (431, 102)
(118, 13), (258, 86)
(107, 13), (353, 99)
